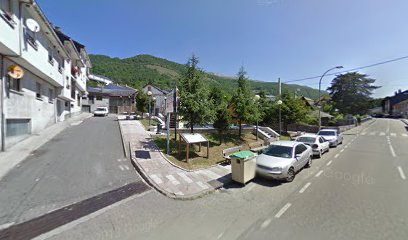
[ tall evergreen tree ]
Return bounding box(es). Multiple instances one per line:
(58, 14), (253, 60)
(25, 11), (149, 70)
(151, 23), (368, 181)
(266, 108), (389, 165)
(178, 54), (214, 133)
(232, 67), (256, 137)
(210, 87), (231, 144)
(328, 72), (380, 115)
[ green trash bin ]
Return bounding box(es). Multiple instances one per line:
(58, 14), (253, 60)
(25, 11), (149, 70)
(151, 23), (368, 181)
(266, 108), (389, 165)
(230, 150), (257, 184)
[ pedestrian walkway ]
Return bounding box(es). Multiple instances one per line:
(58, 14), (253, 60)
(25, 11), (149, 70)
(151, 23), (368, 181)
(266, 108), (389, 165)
(119, 120), (232, 199)
(0, 113), (92, 181)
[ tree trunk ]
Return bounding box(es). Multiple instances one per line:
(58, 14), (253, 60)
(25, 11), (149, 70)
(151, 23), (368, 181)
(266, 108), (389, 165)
(190, 123), (194, 133)
(141, 112), (144, 119)
(238, 119), (242, 137)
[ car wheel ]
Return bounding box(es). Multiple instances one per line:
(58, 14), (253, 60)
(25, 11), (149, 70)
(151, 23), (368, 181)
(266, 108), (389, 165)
(286, 167), (295, 182)
(307, 156), (313, 167)
(326, 147), (330, 153)
(317, 150), (322, 159)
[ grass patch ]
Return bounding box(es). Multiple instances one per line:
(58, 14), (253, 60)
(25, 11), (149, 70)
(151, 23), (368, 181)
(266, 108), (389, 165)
(140, 118), (159, 130)
(153, 132), (261, 170)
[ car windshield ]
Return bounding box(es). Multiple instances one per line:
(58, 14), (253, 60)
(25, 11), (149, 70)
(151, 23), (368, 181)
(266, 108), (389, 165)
(96, 107), (106, 111)
(318, 131), (335, 136)
(264, 145), (293, 158)
(297, 137), (316, 143)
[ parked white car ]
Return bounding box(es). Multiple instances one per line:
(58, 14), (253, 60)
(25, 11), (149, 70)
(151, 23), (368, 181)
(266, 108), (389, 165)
(93, 107), (109, 117)
(317, 129), (343, 147)
(296, 134), (330, 158)
(256, 141), (313, 182)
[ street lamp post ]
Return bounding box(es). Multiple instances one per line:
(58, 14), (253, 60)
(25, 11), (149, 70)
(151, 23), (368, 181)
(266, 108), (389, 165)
(147, 91), (152, 126)
(318, 66), (343, 130)
(254, 95), (261, 141)
(277, 100), (283, 135)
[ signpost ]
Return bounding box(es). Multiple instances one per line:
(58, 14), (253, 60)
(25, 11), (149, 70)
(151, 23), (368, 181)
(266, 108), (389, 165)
(165, 87), (178, 155)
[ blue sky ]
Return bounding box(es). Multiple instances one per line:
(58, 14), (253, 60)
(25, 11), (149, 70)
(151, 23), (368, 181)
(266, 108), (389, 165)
(38, 0), (408, 97)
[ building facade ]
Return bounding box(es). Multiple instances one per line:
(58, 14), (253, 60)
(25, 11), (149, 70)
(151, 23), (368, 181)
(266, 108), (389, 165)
(393, 99), (408, 117)
(382, 89), (408, 115)
(0, 0), (90, 150)
(142, 84), (168, 116)
(84, 84), (137, 114)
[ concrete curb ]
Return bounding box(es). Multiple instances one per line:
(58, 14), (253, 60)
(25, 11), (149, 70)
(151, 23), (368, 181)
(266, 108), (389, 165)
(401, 119), (408, 126)
(129, 144), (219, 200)
(117, 120), (129, 159)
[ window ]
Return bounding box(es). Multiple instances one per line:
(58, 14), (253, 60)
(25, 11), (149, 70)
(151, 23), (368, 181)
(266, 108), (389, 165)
(7, 75), (21, 92)
(36, 82), (41, 98)
(96, 96), (103, 101)
(77, 94), (80, 106)
(48, 50), (54, 65)
(48, 88), (54, 102)
(1, 0), (13, 22)
(295, 144), (307, 155)
(25, 30), (37, 49)
(89, 96), (95, 104)
(319, 137), (324, 143)
(6, 119), (31, 137)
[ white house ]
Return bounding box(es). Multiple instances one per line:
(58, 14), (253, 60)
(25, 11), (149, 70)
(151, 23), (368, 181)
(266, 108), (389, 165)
(142, 84), (168, 116)
(0, 0), (90, 150)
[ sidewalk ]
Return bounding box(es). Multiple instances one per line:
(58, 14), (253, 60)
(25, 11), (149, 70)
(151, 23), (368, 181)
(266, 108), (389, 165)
(119, 120), (232, 200)
(0, 113), (92, 181)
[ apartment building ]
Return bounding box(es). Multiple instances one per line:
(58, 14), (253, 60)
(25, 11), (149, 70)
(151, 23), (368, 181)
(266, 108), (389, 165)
(0, 0), (90, 150)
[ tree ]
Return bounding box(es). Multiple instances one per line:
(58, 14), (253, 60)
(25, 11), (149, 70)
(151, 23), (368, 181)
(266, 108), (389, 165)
(136, 91), (149, 119)
(210, 88), (231, 144)
(178, 54), (214, 133)
(280, 93), (309, 131)
(232, 67), (256, 137)
(327, 72), (380, 115)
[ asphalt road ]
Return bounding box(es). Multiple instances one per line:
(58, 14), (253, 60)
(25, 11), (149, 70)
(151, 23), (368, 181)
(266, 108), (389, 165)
(0, 116), (141, 226)
(5, 118), (407, 240)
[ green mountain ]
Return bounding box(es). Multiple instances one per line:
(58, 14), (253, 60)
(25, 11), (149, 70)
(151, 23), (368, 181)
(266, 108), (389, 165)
(89, 54), (323, 99)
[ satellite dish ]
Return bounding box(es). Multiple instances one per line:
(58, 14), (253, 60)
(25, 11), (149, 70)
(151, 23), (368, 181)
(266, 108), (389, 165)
(26, 18), (40, 33)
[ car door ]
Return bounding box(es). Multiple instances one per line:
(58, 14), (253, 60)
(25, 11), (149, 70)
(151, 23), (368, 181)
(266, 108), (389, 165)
(294, 144), (307, 170)
(319, 137), (328, 151)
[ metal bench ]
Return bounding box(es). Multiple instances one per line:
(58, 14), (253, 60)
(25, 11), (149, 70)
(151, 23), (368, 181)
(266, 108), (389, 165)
(249, 141), (267, 153)
(222, 145), (242, 163)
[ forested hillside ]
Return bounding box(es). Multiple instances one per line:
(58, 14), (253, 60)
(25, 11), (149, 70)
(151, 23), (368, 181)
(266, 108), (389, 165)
(89, 54), (323, 99)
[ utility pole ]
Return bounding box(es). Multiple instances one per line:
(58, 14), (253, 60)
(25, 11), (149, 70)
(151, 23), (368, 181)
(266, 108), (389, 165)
(278, 78), (282, 135)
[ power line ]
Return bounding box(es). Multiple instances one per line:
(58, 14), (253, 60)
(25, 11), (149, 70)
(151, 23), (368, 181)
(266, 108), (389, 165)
(283, 55), (408, 83)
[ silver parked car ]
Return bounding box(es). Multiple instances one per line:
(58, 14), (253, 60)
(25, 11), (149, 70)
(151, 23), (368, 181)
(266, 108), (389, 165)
(256, 141), (313, 182)
(296, 134), (330, 158)
(317, 129), (343, 147)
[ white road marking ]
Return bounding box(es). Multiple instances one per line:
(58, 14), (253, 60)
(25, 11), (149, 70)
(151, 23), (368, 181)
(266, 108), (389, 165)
(397, 166), (406, 180)
(166, 175), (180, 185)
(390, 133), (397, 137)
(326, 160), (333, 166)
(340, 149), (344, 153)
(217, 232), (225, 239)
(315, 170), (324, 177)
(275, 203), (292, 218)
(361, 132), (367, 136)
(35, 178), (40, 182)
(260, 218), (272, 229)
(334, 154), (340, 159)
(124, 165), (130, 170)
(177, 172), (193, 183)
(118, 165), (125, 171)
(344, 145), (348, 149)
(150, 174), (163, 184)
(196, 181), (209, 190)
(369, 132), (376, 136)
(389, 145), (396, 158)
(0, 222), (14, 231)
(299, 182), (311, 193)
(402, 133), (408, 137)
(379, 132), (385, 136)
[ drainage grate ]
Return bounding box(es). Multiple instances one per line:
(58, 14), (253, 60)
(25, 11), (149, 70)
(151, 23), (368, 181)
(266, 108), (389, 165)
(0, 181), (149, 240)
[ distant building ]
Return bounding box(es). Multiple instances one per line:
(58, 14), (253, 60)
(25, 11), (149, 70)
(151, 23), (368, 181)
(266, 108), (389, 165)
(393, 99), (408, 117)
(142, 84), (169, 116)
(0, 0), (90, 149)
(382, 89), (408, 115)
(84, 84), (137, 113)
(299, 96), (315, 109)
